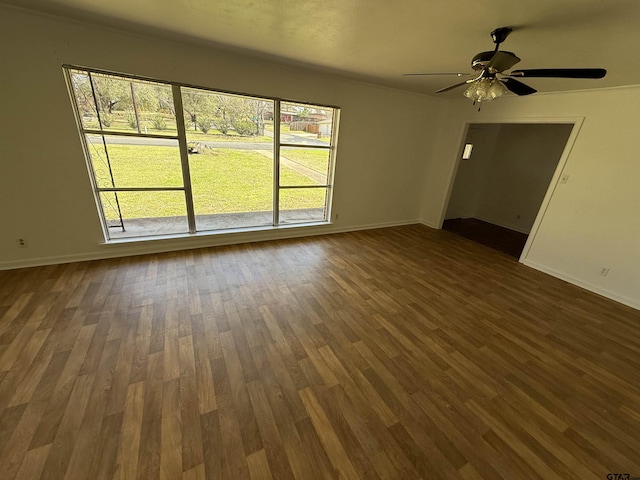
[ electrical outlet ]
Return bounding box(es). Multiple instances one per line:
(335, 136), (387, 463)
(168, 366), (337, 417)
(598, 267), (610, 276)
(16, 238), (28, 248)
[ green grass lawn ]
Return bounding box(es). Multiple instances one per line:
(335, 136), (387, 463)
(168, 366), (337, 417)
(93, 144), (326, 220)
(282, 149), (330, 175)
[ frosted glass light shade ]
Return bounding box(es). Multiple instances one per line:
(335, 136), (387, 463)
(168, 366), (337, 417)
(464, 78), (507, 103)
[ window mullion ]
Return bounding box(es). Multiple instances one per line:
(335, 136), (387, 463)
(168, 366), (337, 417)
(279, 143), (332, 150)
(97, 187), (185, 192)
(325, 108), (340, 221)
(82, 129), (179, 140)
(278, 185), (330, 189)
(273, 100), (281, 226)
(172, 85), (197, 234)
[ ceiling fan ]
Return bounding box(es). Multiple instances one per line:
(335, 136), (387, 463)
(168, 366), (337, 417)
(405, 27), (606, 106)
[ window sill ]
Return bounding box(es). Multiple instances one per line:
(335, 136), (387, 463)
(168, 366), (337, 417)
(100, 221), (331, 246)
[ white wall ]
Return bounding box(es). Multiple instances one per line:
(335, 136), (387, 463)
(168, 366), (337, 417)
(0, 6), (445, 269)
(421, 90), (640, 310)
(446, 123), (573, 234)
(444, 124), (501, 221)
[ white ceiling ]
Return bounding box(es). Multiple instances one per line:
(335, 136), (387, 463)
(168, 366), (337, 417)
(4, 0), (640, 97)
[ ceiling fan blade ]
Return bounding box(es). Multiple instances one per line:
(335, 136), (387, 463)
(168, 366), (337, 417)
(487, 51), (521, 72)
(509, 68), (606, 79)
(502, 78), (537, 96)
(403, 73), (471, 77)
(435, 81), (471, 93)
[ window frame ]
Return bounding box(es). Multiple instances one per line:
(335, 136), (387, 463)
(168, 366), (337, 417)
(63, 65), (340, 241)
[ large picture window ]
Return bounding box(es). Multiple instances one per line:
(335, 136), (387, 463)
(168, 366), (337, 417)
(65, 66), (339, 240)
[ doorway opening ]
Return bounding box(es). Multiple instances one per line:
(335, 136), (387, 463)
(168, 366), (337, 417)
(443, 123), (574, 259)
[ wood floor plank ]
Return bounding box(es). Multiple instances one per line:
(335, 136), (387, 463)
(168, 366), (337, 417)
(136, 351), (163, 480)
(190, 314), (217, 414)
(160, 377), (182, 480)
(217, 406), (251, 479)
(183, 463), (206, 480)
(325, 384), (404, 480)
(246, 449), (274, 480)
(40, 373), (95, 480)
(220, 330), (263, 456)
(254, 356), (318, 480)
(298, 386), (361, 480)
(466, 399), (567, 480)
(200, 409), (223, 480)
(64, 338), (121, 479)
(246, 380), (295, 480)
(179, 335), (205, 472)
(14, 444), (51, 480)
(1, 225), (639, 479)
(0, 293), (34, 339)
(28, 325), (94, 450)
(85, 411), (124, 480)
(113, 381), (146, 479)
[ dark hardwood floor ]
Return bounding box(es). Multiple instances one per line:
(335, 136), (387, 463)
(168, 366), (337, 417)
(443, 218), (529, 258)
(1, 224), (639, 479)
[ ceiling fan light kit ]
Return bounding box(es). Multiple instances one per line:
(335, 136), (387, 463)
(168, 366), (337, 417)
(405, 26), (607, 107)
(463, 77), (508, 103)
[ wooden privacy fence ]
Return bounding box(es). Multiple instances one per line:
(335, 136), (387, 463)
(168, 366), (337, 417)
(289, 121), (319, 133)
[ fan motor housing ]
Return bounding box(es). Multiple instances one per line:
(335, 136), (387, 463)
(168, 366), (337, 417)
(471, 51), (516, 71)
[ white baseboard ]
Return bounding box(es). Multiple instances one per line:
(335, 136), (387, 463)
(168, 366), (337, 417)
(521, 259), (640, 311)
(420, 220), (440, 229)
(0, 219), (419, 271)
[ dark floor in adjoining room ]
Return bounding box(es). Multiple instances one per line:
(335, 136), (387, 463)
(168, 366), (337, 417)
(442, 218), (529, 258)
